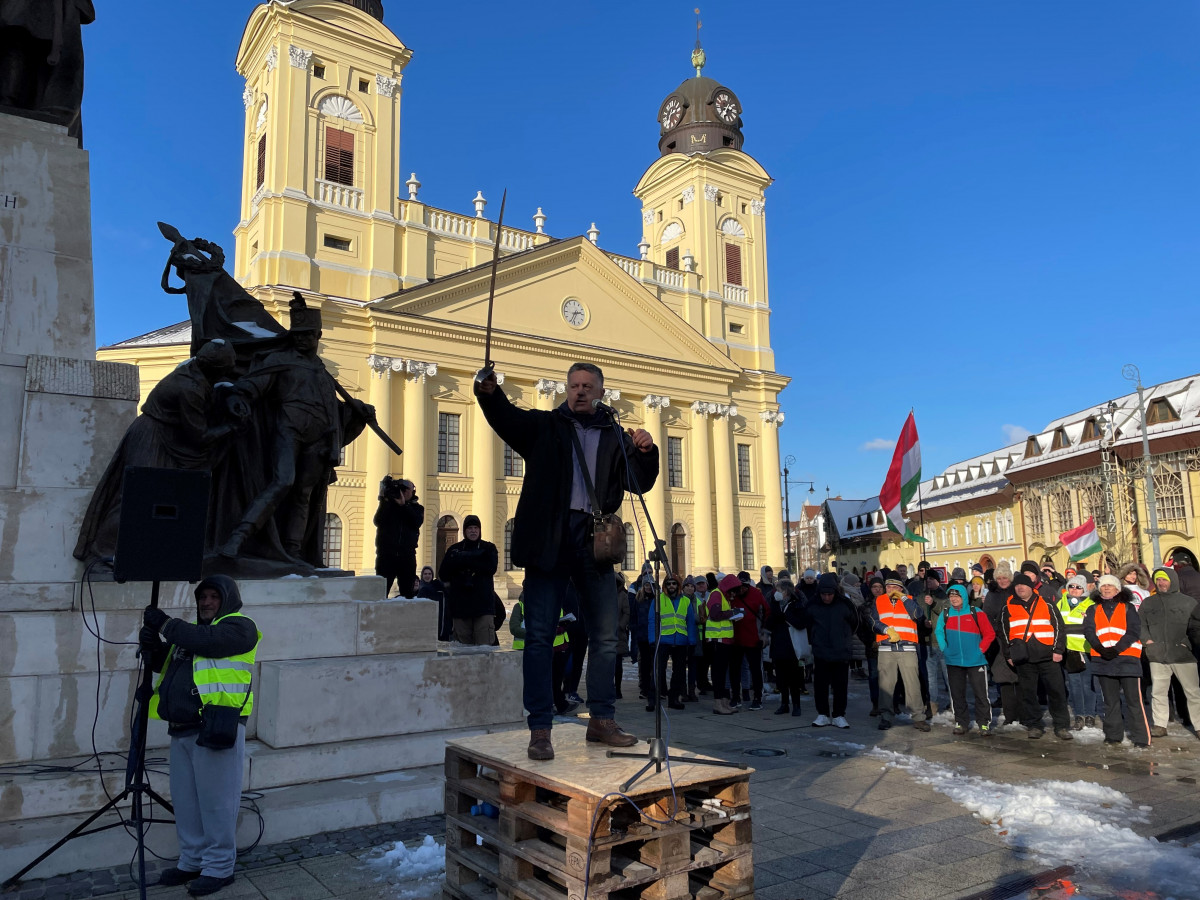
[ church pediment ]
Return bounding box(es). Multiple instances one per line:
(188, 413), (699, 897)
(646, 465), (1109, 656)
(369, 237), (741, 375)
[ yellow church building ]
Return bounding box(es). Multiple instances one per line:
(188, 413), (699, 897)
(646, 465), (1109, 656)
(99, 0), (790, 593)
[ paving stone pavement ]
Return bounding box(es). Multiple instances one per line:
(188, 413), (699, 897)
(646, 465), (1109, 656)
(7, 673), (1200, 899)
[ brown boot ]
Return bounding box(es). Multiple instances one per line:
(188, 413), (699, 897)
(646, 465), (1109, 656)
(586, 718), (638, 747)
(527, 729), (554, 760)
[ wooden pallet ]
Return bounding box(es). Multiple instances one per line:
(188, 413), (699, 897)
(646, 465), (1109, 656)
(443, 725), (755, 900)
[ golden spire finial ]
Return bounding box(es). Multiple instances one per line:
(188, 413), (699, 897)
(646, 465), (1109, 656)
(691, 8), (706, 76)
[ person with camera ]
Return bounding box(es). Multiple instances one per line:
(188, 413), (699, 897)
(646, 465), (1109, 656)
(437, 514), (499, 644)
(140, 575), (261, 896)
(474, 362), (658, 761)
(373, 476), (424, 598)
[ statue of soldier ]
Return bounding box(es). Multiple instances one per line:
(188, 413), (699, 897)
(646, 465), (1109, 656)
(218, 294), (373, 565)
(0, 0), (95, 142)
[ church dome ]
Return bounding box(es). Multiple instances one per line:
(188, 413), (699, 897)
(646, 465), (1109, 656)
(331, 0), (384, 21)
(656, 49), (743, 155)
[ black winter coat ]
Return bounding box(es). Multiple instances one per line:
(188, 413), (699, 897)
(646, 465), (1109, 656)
(1137, 569), (1200, 665)
(797, 596), (859, 661)
(146, 575), (259, 737)
(998, 592), (1066, 664)
(1175, 564), (1200, 601)
(474, 385), (659, 570)
(438, 539), (499, 619)
(766, 594), (807, 662)
(374, 498), (424, 557)
(1083, 589), (1144, 677)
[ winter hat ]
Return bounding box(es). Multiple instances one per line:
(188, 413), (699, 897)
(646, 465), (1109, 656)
(1067, 575), (1087, 590)
(777, 570), (793, 584)
(995, 561), (1013, 578)
(803, 568), (817, 580)
(970, 575), (985, 587)
(951, 567), (967, 582)
(1020, 561), (1041, 576)
(1153, 568), (1173, 585)
(884, 578), (906, 592)
(463, 514), (482, 532)
(1098, 574), (1122, 591)
(947, 584), (969, 603)
(1064, 567), (1077, 577)
(817, 573), (840, 593)
(1011, 573), (1035, 590)
(869, 576), (885, 589)
(970, 563), (984, 574)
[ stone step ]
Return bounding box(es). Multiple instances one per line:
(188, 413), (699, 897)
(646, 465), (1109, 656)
(0, 763), (444, 883)
(0, 725), (512, 824)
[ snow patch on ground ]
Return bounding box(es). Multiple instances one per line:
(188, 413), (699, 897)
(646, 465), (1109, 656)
(817, 738), (867, 751)
(868, 747), (1200, 898)
(366, 834), (445, 898)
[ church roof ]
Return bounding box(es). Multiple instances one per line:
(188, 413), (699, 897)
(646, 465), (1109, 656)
(103, 321), (191, 349)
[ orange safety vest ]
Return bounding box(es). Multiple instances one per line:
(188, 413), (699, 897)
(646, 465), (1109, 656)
(875, 595), (919, 643)
(1089, 603), (1142, 658)
(1006, 597), (1055, 646)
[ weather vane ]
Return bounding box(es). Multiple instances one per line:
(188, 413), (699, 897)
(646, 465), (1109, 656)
(692, 7), (706, 75)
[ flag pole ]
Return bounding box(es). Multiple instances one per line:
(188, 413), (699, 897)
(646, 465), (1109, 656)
(912, 407), (925, 546)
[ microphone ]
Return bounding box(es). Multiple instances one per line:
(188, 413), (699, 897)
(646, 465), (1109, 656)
(590, 398), (617, 415)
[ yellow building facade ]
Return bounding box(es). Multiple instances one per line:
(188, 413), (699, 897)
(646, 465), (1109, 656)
(100, 0), (790, 593)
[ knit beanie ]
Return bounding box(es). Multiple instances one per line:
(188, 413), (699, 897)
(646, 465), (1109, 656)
(995, 561), (1013, 578)
(1020, 561), (1041, 576)
(1067, 575), (1087, 590)
(1011, 573), (1035, 590)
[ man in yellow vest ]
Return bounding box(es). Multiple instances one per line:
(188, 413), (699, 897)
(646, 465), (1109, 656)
(141, 575), (261, 896)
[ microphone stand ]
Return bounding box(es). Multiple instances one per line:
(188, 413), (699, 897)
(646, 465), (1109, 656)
(598, 404), (747, 792)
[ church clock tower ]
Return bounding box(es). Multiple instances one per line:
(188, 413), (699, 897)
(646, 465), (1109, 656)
(633, 45), (774, 373)
(233, 0), (411, 302)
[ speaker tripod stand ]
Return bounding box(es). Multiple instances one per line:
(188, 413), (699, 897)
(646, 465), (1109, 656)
(2, 581), (174, 899)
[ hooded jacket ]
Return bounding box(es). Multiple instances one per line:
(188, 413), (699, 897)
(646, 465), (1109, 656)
(936, 586), (995, 668)
(1082, 588), (1143, 678)
(1138, 568), (1200, 665)
(799, 574), (859, 661)
(999, 589), (1066, 663)
(438, 516), (499, 619)
(474, 384), (659, 571)
(147, 575), (259, 737)
(766, 587), (807, 662)
(648, 587), (698, 646)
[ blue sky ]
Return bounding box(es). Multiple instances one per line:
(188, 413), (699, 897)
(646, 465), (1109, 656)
(83, 1), (1199, 500)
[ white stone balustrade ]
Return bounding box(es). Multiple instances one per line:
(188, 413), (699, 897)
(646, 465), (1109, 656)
(723, 283), (749, 303)
(315, 178), (364, 211)
(656, 266), (685, 288)
(427, 208), (475, 238)
(609, 254), (640, 277)
(500, 228), (536, 252)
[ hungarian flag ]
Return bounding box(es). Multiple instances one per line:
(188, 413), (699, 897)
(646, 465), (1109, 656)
(880, 412), (927, 542)
(1061, 517), (1102, 562)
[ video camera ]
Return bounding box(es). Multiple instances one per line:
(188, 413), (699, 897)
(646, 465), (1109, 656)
(379, 475), (416, 502)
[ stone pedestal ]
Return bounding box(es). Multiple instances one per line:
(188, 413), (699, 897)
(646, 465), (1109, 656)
(0, 113), (140, 591)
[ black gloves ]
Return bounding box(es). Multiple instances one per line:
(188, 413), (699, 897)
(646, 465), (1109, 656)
(1098, 646), (1119, 661)
(138, 625), (160, 649)
(143, 607), (170, 632)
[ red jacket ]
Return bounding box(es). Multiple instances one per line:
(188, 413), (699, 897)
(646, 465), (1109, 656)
(731, 585), (768, 647)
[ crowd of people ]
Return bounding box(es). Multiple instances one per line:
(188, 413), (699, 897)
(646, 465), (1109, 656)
(516, 557), (1200, 747)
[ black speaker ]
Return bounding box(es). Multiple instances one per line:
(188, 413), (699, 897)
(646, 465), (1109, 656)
(114, 467), (211, 583)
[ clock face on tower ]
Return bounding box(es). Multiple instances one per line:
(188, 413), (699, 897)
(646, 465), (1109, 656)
(714, 91), (739, 124)
(561, 298), (587, 328)
(661, 97), (683, 130)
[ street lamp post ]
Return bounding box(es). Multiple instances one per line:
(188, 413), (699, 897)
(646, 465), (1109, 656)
(1123, 364), (1162, 568)
(781, 457), (817, 573)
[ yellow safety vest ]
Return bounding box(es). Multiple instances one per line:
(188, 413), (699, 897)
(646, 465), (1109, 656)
(148, 612), (261, 720)
(510, 600), (568, 650)
(1056, 593), (1094, 654)
(704, 591), (734, 641)
(657, 593), (691, 637)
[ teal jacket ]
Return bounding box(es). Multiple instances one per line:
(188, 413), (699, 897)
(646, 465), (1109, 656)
(935, 586), (995, 668)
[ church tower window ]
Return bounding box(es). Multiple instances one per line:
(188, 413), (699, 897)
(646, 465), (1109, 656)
(724, 243), (742, 286)
(665, 247), (679, 269)
(256, 135), (266, 189)
(324, 127), (355, 186)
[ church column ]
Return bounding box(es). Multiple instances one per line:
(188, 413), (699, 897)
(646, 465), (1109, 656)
(535, 377), (563, 411)
(711, 404), (738, 570)
(362, 354), (402, 572)
(642, 395), (670, 554)
(473, 372), (503, 538)
(759, 410), (786, 569)
(689, 402), (716, 571)
(402, 359), (437, 567)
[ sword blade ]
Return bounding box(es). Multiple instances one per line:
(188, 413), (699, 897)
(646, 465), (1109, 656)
(482, 189), (507, 369)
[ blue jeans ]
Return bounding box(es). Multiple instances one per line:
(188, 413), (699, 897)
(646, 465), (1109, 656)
(926, 645), (951, 709)
(522, 512), (618, 729)
(1066, 665), (1101, 717)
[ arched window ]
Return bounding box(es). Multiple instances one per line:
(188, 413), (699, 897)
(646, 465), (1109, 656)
(741, 527), (755, 570)
(964, 523), (972, 546)
(435, 515), (458, 573)
(1004, 510), (1014, 542)
(951, 525), (958, 547)
(503, 519), (516, 571)
(670, 524), (687, 577)
(941, 526), (947, 547)
(323, 513), (343, 569)
(623, 522), (635, 571)
(1154, 464), (1187, 524)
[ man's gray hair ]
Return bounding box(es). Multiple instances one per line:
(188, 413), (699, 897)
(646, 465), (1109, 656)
(567, 362), (604, 385)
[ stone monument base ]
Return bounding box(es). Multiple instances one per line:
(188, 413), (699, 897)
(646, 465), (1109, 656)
(0, 575), (524, 882)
